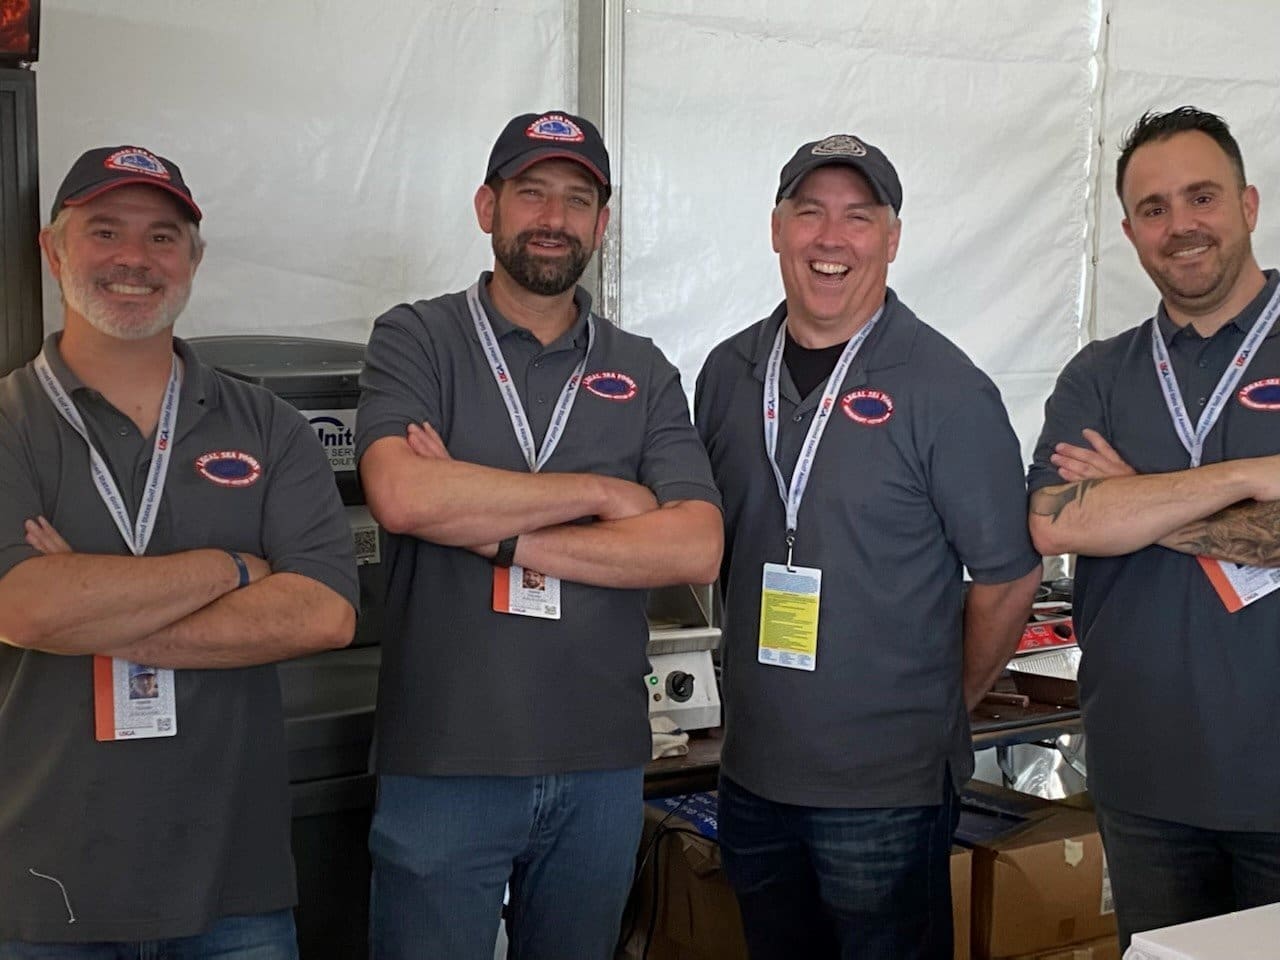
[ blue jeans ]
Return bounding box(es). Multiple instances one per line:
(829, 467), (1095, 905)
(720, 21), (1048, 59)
(368, 768), (644, 960)
(718, 775), (957, 960)
(1095, 803), (1280, 949)
(0, 911), (298, 960)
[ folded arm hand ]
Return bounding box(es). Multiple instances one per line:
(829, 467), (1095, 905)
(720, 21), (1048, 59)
(1028, 429), (1280, 558)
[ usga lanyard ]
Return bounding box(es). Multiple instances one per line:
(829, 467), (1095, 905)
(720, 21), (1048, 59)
(762, 306), (883, 569)
(1151, 283), (1280, 467)
(33, 351), (182, 556)
(466, 283), (595, 472)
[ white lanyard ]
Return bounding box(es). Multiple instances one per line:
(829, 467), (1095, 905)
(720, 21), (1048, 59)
(1151, 284), (1280, 467)
(466, 283), (594, 473)
(762, 307), (883, 567)
(33, 350), (182, 557)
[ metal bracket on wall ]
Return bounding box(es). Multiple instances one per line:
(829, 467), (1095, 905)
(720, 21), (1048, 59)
(577, 0), (625, 327)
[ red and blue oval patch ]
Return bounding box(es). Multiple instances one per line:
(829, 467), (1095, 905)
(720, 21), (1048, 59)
(195, 450), (263, 487)
(840, 389), (894, 426)
(1238, 378), (1280, 411)
(583, 371), (638, 401)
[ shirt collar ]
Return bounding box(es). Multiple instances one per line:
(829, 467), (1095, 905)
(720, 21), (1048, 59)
(749, 287), (918, 381)
(1155, 268), (1280, 345)
(39, 331), (215, 429)
(476, 271), (593, 351)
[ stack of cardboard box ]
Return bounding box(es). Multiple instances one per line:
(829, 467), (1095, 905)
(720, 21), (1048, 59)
(617, 786), (1120, 960)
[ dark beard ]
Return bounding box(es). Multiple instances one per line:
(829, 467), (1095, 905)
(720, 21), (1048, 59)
(492, 228), (593, 296)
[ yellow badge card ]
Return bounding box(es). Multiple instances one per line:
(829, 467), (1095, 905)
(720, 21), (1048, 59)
(758, 562), (821, 671)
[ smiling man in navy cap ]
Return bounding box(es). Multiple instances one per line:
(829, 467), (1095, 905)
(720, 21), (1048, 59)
(696, 134), (1041, 959)
(357, 112), (722, 959)
(0, 145), (358, 958)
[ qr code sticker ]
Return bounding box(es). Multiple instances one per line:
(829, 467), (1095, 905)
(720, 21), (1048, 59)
(353, 526), (380, 566)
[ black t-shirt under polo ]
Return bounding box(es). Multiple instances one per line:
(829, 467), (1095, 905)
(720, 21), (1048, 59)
(697, 290), (1040, 808)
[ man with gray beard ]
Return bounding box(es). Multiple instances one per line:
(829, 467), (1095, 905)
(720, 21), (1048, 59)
(356, 111), (723, 960)
(0, 145), (358, 958)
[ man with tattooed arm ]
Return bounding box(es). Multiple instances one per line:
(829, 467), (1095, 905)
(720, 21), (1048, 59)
(1028, 107), (1280, 950)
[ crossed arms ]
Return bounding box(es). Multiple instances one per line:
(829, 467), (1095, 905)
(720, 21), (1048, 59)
(1028, 428), (1280, 565)
(0, 521), (355, 667)
(360, 421), (723, 589)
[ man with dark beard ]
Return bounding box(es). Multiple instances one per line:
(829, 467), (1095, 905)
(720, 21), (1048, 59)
(0, 145), (358, 957)
(356, 111), (722, 960)
(1029, 107), (1280, 948)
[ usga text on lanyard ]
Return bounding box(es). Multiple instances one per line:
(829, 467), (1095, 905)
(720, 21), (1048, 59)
(762, 306), (884, 570)
(1151, 282), (1280, 467)
(33, 350), (182, 557)
(466, 282), (595, 472)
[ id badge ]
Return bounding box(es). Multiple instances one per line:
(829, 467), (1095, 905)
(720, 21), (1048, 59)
(1198, 557), (1280, 613)
(758, 562), (821, 671)
(93, 656), (178, 741)
(492, 565), (562, 619)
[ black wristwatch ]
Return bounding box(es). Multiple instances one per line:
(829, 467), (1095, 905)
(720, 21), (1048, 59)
(493, 536), (519, 568)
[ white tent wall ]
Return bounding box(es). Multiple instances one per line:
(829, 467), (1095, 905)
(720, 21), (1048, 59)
(1092, 0), (1280, 342)
(32, 1), (1279, 456)
(619, 2), (1099, 458)
(36, 0), (577, 343)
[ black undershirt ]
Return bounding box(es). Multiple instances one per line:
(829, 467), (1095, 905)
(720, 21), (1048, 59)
(784, 331), (850, 398)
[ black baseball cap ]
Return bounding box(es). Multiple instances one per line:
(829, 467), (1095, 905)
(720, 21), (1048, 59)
(776, 134), (902, 214)
(485, 111), (611, 200)
(51, 145), (202, 223)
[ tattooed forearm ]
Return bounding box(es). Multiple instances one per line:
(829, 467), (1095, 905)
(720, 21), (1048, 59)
(1030, 480), (1104, 524)
(1168, 500), (1280, 566)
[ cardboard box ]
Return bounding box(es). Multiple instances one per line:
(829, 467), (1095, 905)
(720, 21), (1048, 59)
(617, 794), (747, 960)
(952, 846), (973, 960)
(1012, 934), (1121, 959)
(619, 796), (977, 960)
(971, 806), (1116, 959)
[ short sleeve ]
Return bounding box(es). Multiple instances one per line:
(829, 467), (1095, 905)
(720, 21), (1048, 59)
(356, 304), (444, 463)
(260, 402), (359, 609)
(926, 376), (1041, 584)
(0, 408), (42, 579)
(639, 346), (721, 508)
(1027, 342), (1109, 495)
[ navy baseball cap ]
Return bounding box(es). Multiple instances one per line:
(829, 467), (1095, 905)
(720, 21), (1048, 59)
(485, 111), (611, 200)
(51, 146), (202, 223)
(776, 134), (902, 214)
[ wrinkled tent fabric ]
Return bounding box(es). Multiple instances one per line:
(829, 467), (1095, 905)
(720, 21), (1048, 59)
(36, 0), (1280, 457)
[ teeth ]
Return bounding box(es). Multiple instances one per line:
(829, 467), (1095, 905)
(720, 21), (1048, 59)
(1171, 246), (1209, 259)
(104, 283), (156, 295)
(810, 261), (849, 275)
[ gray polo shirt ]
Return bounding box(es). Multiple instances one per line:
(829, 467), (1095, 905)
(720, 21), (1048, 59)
(356, 273), (720, 777)
(0, 334), (358, 943)
(1029, 269), (1280, 831)
(696, 291), (1040, 809)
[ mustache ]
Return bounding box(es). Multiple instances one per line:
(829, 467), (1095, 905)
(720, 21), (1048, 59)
(516, 229), (582, 252)
(1164, 232), (1214, 255)
(96, 266), (157, 285)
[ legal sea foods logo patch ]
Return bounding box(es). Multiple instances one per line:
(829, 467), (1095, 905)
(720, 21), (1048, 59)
(811, 135), (867, 158)
(840, 389), (894, 425)
(195, 451), (263, 487)
(1238, 377), (1280, 411)
(582, 371), (638, 401)
(527, 114), (585, 142)
(104, 148), (171, 180)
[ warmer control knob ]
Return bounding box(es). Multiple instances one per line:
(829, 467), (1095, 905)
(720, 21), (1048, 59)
(666, 671), (695, 703)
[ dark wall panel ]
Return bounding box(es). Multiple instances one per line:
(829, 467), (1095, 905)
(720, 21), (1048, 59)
(0, 66), (42, 376)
